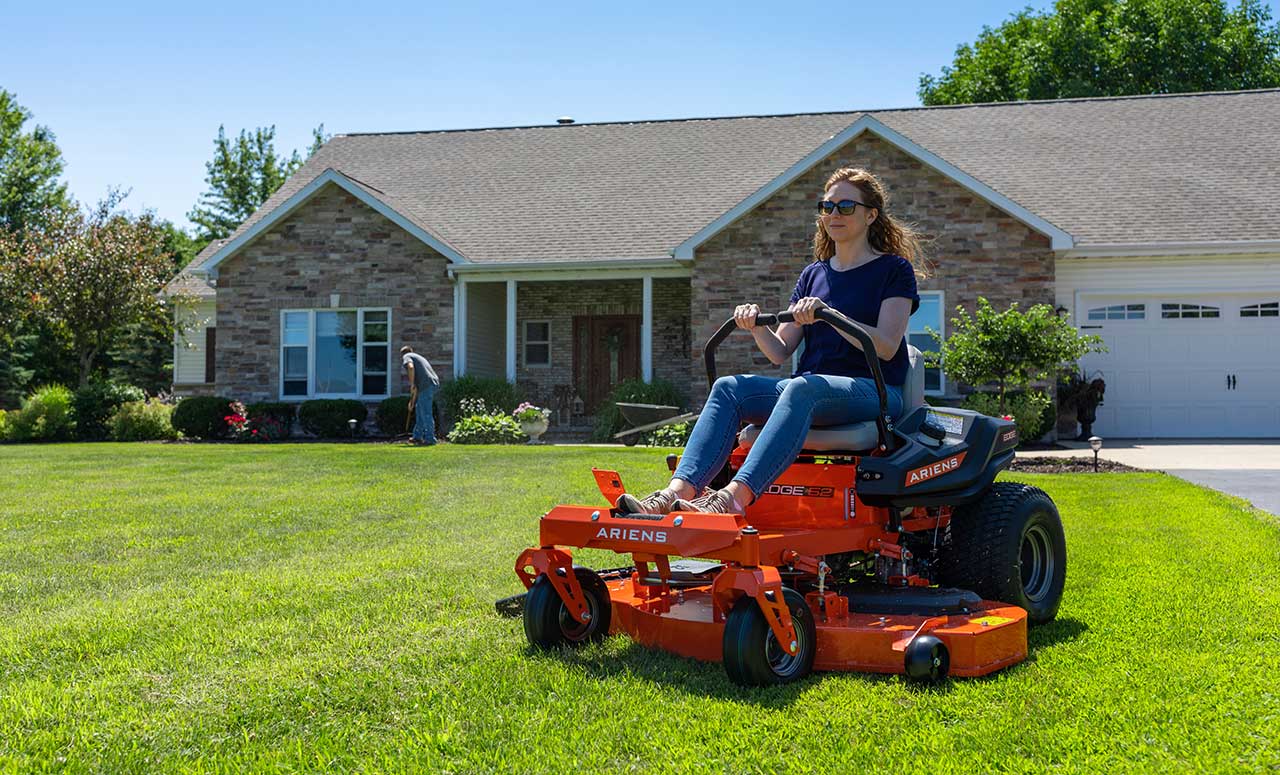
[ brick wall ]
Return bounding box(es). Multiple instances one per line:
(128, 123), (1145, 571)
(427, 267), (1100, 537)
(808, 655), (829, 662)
(513, 277), (692, 408)
(214, 184), (454, 404)
(692, 133), (1055, 403)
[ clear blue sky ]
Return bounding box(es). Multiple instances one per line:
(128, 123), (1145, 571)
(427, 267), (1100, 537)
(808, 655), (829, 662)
(4, 0), (1277, 229)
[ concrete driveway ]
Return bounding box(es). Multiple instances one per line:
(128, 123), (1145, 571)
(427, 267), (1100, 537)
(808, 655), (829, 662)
(1034, 440), (1280, 516)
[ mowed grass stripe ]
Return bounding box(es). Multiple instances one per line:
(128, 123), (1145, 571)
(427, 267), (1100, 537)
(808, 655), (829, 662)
(0, 444), (1276, 774)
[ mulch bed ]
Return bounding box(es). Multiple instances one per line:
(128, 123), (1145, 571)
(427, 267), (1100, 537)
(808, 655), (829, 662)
(1009, 455), (1146, 473)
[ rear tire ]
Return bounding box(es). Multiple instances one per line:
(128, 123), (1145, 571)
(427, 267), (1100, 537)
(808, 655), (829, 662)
(935, 481), (1066, 624)
(523, 566), (612, 649)
(722, 587), (817, 687)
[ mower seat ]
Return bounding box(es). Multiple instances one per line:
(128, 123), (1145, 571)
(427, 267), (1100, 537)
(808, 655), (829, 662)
(738, 345), (926, 452)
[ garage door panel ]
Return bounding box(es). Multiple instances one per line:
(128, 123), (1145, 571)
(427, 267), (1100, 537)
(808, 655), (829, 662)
(1078, 292), (1280, 438)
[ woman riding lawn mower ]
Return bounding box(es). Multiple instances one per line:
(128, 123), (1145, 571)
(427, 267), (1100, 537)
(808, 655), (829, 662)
(504, 168), (1066, 685)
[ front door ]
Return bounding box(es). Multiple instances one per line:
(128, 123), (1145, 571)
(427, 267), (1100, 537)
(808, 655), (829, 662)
(573, 315), (641, 411)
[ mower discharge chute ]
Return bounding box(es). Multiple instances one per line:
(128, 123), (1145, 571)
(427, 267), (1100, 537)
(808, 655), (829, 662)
(505, 308), (1066, 685)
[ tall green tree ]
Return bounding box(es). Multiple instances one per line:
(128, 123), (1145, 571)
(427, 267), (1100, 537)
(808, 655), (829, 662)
(0, 192), (176, 386)
(919, 0), (1280, 105)
(0, 88), (70, 236)
(187, 124), (328, 245)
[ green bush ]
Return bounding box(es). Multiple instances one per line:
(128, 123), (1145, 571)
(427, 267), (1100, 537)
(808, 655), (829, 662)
(0, 409), (9, 441)
(962, 389), (1054, 442)
(437, 376), (518, 425)
(643, 420), (693, 447)
(298, 399), (368, 438)
(590, 379), (686, 442)
(375, 395), (412, 436)
(246, 402), (296, 437)
(446, 413), (525, 444)
(8, 384), (76, 442)
(74, 380), (146, 441)
(108, 399), (178, 441)
(171, 396), (234, 439)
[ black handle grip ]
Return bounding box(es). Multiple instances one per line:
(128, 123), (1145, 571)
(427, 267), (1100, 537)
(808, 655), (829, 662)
(700, 308), (895, 451)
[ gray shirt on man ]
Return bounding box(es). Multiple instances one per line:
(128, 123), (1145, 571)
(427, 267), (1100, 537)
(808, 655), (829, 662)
(402, 352), (440, 391)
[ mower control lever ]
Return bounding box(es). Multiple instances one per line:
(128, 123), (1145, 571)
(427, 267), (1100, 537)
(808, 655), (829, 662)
(702, 307), (896, 451)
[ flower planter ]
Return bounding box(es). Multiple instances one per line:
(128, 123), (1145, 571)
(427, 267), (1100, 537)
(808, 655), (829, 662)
(520, 418), (549, 444)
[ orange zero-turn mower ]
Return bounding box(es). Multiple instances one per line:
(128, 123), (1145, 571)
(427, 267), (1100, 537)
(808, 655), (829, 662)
(500, 308), (1066, 685)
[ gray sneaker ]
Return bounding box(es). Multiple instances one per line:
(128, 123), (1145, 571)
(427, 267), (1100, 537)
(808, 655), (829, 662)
(616, 489), (681, 515)
(680, 488), (740, 514)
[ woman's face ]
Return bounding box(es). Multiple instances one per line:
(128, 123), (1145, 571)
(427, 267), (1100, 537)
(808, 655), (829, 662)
(820, 180), (877, 244)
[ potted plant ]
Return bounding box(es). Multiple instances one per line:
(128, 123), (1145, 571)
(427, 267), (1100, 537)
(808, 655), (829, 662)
(513, 402), (551, 444)
(1058, 370), (1106, 440)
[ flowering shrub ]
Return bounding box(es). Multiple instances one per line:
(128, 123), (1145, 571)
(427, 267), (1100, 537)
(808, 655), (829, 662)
(512, 402), (550, 424)
(446, 397), (524, 444)
(224, 401), (288, 442)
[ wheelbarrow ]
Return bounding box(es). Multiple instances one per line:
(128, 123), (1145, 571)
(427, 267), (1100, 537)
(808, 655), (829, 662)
(613, 403), (699, 446)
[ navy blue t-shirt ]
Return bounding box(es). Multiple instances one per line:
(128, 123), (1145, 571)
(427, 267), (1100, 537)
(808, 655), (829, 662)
(789, 254), (920, 386)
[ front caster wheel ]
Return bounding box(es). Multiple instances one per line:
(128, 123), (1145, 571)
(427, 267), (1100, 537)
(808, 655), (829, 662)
(523, 566), (612, 649)
(904, 634), (950, 682)
(722, 587), (817, 687)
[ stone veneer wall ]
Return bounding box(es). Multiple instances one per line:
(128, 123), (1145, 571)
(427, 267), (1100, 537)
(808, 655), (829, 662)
(214, 184), (454, 403)
(692, 133), (1055, 404)
(514, 277), (692, 407)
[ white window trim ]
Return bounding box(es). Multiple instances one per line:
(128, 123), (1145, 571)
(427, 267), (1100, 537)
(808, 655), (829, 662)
(278, 307), (393, 401)
(523, 318), (552, 368)
(911, 290), (946, 396)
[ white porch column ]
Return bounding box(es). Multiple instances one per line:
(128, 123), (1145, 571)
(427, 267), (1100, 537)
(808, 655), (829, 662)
(641, 275), (653, 382)
(454, 278), (467, 376)
(506, 280), (517, 382)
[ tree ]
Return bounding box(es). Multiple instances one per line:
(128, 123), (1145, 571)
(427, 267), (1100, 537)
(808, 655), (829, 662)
(932, 297), (1106, 413)
(919, 0), (1280, 105)
(188, 124), (328, 245)
(0, 192), (177, 386)
(0, 88), (70, 237)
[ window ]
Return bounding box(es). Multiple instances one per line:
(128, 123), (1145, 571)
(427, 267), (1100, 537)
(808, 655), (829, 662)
(524, 320), (551, 367)
(908, 291), (945, 394)
(1087, 303), (1145, 321)
(279, 308), (392, 399)
(1161, 303), (1219, 319)
(1241, 302), (1279, 318)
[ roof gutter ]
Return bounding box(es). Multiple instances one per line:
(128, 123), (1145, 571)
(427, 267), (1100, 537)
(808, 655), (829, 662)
(1061, 239), (1280, 258)
(447, 257), (691, 281)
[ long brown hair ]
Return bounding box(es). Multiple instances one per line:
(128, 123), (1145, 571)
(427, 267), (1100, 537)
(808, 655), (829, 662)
(812, 167), (930, 277)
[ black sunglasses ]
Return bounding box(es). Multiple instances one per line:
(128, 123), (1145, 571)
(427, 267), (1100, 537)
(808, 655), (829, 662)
(817, 199), (871, 215)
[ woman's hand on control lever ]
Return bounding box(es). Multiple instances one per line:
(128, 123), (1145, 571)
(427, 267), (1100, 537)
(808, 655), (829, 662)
(733, 303), (761, 330)
(790, 296), (828, 325)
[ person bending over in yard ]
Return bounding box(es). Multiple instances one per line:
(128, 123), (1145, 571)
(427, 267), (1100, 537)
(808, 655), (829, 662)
(618, 167), (926, 515)
(401, 345), (440, 445)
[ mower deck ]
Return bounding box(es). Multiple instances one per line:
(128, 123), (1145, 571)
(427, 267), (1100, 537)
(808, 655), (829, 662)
(605, 578), (1027, 677)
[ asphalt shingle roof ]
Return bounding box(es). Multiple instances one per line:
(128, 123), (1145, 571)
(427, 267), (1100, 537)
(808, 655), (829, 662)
(183, 88), (1280, 276)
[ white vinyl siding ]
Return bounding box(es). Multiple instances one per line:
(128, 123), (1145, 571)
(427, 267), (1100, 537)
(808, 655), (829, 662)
(174, 301), (215, 384)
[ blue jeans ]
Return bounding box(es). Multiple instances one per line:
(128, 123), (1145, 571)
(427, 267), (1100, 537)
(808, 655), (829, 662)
(413, 386), (436, 444)
(673, 374), (903, 498)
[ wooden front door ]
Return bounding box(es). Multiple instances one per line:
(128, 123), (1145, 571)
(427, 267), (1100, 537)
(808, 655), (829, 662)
(573, 315), (641, 411)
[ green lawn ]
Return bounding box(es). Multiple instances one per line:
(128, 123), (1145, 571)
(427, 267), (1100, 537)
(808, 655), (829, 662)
(1, 444), (1278, 774)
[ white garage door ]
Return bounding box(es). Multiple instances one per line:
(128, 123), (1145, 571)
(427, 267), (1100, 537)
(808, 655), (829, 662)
(1078, 295), (1280, 438)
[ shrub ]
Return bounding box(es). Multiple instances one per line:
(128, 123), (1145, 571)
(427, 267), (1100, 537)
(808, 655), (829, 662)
(643, 420), (693, 447)
(8, 385), (77, 442)
(437, 376), (518, 425)
(172, 396), (235, 439)
(73, 380), (146, 441)
(962, 390), (1054, 442)
(375, 395), (412, 436)
(246, 402), (296, 437)
(108, 399), (178, 441)
(224, 401), (289, 442)
(590, 379), (686, 442)
(298, 399), (368, 438)
(933, 297), (1105, 413)
(0, 409), (8, 441)
(446, 413), (525, 444)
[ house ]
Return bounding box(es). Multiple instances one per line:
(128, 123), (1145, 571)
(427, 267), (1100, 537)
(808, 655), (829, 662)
(167, 88), (1280, 438)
